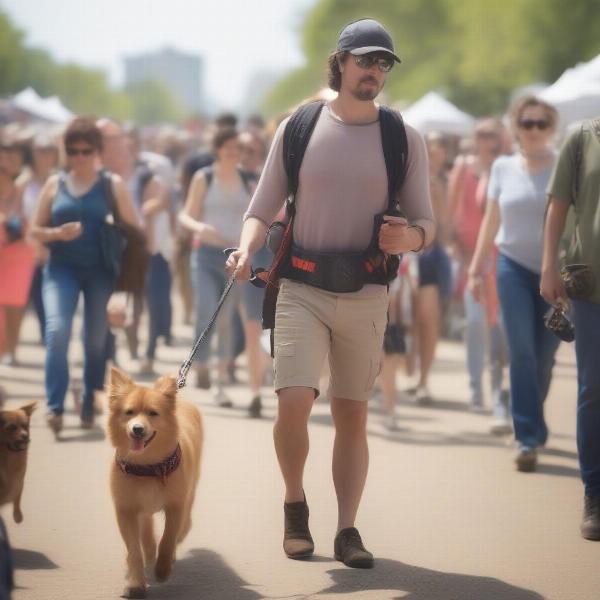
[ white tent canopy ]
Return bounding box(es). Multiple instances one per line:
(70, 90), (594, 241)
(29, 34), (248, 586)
(11, 87), (74, 124)
(401, 91), (476, 136)
(539, 54), (600, 127)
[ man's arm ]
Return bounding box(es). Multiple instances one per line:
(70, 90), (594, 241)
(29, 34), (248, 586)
(540, 197), (569, 306)
(381, 125), (436, 254)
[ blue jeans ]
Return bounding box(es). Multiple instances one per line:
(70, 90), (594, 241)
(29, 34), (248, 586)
(572, 300), (600, 496)
(29, 264), (46, 343)
(463, 289), (506, 405)
(42, 262), (113, 421)
(145, 254), (172, 360)
(497, 253), (560, 448)
(190, 245), (240, 364)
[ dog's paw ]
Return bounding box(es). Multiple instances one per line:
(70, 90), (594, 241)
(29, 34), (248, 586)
(122, 585), (147, 599)
(13, 509), (23, 524)
(154, 556), (172, 582)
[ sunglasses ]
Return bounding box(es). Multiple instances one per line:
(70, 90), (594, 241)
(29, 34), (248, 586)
(354, 54), (394, 73)
(518, 119), (550, 131)
(66, 147), (95, 157)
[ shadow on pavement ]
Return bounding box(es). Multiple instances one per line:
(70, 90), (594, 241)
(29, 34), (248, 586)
(57, 428), (106, 443)
(535, 463), (580, 478)
(321, 558), (543, 600)
(155, 548), (261, 599)
(12, 548), (58, 570)
(541, 447), (579, 460)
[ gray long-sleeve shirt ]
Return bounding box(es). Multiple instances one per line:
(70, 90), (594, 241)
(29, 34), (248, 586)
(244, 103), (433, 253)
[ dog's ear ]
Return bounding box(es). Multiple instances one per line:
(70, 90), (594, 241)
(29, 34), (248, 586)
(154, 375), (177, 402)
(19, 403), (37, 418)
(109, 367), (134, 405)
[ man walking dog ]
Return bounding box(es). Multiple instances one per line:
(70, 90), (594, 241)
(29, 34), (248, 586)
(227, 18), (435, 568)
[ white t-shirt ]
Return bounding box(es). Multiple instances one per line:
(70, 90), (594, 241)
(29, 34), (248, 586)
(488, 154), (556, 273)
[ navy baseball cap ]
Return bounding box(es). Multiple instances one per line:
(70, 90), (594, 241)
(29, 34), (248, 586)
(337, 18), (401, 63)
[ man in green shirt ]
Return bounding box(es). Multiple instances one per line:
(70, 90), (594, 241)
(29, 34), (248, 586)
(541, 117), (600, 541)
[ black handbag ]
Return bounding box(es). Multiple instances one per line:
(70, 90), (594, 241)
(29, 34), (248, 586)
(99, 222), (127, 278)
(100, 171), (149, 294)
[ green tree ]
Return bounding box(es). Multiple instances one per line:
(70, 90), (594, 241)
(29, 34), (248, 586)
(0, 8), (131, 121)
(263, 0), (600, 117)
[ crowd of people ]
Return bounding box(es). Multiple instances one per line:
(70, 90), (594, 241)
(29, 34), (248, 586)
(0, 94), (585, 440)
(0, 57), (598, 546)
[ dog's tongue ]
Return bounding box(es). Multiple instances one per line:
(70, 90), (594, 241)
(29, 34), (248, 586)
(130, 437), (145, 452)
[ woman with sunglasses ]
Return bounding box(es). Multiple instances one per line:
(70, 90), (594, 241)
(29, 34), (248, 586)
(31, 117), (139, 433)
(468, 96), (561, 472)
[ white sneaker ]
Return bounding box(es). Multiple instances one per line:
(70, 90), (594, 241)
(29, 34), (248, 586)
(384, 413), (398, 431)
(490, 389), (512, 434)
(415, 386), (433, 406)
(213, 389), (233, 408)
(490, 415), (512, 435)
(138, 358), (155, 376)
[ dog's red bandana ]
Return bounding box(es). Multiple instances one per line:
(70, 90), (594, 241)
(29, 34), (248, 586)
(116, 444), (182, 485)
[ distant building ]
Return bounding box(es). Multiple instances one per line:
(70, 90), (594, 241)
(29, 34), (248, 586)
(124, 47), (204, 113)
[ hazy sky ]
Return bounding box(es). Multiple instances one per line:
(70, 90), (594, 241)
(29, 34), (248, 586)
(3, 0), (317, 109)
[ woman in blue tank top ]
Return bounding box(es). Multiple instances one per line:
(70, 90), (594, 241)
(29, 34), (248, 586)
(31, 117), (140, 433)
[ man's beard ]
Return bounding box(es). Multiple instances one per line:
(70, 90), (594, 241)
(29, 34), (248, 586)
(351, 77), (384, 101)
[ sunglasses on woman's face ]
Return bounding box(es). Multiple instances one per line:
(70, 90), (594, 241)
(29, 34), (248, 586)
(518, 119), (550, 131)
(66, 146), (95, 157)
(354, 54), (394, 73)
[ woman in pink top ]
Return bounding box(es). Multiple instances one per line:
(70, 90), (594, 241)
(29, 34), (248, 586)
(448, 119), (510, 434)
(0, 141), (35, 367)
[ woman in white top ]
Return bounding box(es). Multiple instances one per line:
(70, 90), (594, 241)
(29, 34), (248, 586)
(468, 96), (561, 473)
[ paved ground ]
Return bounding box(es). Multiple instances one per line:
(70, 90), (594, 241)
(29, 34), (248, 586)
(1, 306), (598, 600)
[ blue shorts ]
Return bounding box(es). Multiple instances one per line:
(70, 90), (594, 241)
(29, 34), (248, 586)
(418, 244), (452, 301)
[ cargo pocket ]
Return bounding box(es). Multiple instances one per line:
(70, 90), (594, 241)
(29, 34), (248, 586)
(276, 342), (295, 357)
(364, 321), (384, 391)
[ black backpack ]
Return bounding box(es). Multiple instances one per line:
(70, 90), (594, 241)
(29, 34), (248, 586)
(282, 100), (409, 215)
(201, 165), (257, 195)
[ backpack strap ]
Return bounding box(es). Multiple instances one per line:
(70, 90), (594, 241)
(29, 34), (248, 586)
(99, 169), (121, 224)
(237, 168), (258, 195)
(200, 165), (214, 189)
(378, 105), (409, 214)
(283, 100), (325, 215)
(201, 165), (256, 195)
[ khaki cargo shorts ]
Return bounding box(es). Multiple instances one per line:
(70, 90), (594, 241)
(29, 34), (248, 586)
(273, 278), (388, 401)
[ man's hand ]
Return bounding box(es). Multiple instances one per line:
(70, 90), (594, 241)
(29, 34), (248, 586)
(56, 222), (83, 241)
(378, 215), (420, 254)
(540, 269), (567, 307)
(225, 248), (253, 281)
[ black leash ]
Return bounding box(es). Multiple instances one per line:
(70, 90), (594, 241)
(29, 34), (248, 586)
(176, 248), (268, 390)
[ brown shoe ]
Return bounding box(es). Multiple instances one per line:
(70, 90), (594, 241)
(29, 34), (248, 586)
(334, 527), (374, 569)
(46, 413), (63, 436)
(283, 495), (314, 559)
(515, 446), (537, 472)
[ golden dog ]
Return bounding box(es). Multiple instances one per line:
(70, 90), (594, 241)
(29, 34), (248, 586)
(108, 368), (202, 599)
(0, 403), (36, 524)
